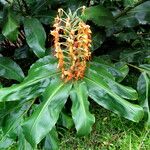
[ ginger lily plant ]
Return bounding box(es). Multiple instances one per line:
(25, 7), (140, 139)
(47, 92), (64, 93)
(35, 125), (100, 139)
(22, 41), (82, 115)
(0, 7), (144, 149)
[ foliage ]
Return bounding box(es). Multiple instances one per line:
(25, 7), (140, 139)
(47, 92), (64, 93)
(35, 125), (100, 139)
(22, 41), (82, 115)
(0, 0), (149, 149)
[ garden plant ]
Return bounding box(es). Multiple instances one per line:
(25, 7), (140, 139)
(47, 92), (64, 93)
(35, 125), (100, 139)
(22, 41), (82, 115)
(0, 0), (150, 149)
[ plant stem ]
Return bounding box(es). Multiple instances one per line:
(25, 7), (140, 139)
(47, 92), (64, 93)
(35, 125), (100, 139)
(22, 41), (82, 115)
(115, 0), (148, 19)
(127, 63), (144, 72)
(112, 58), (149, 74)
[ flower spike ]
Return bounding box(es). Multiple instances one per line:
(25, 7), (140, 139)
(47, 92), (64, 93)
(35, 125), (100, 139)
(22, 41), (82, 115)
(50, 7), (92, 82)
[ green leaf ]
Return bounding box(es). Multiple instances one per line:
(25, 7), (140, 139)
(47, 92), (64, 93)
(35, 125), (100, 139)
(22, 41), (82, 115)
(91, 30), (106, 51)
(58, 112), (73, 129)
(0, 56), (59, 102)
(81, 5), (114, 27)
(18, 128), (33, 150)
(35, 10), (57, 25)
(137, 72), (150, 128)
(2, 11), (19, 41)
(129, 1), (150, 24)
(114, 62), (129, 82)
(0, 137), (14, 149)
(44, 127), (59, 150)
(90, 59), (128, 82)
(117, 1), (150, 27)
(14, 45), (31, 59)
(70, 81), (95, 136)
(123, 0), (138, 7)
(114, 30), (138, 42)
(116, 15), (139, 28)
(120, 50), (142, 62)
(0, 102), (31, 148)
(24, 18), (46, 58)
(0, 57), (24, 82)
(140, 64), (150, 73)
(22, 78), (72, 147)
(90, 63), (137, 100)
(84, 69), (144, 122)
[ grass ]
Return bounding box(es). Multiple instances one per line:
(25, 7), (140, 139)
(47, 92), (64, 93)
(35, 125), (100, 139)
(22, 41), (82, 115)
(59, 103), (150, 150)
(0, 102), (149, 150)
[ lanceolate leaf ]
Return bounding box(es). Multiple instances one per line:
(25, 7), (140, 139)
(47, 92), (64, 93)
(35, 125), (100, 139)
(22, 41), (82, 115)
(58, 112), (73, 129)
(0, 57), (24, 82)
(22, 78), (72, 147)
(0, 56), (59, 102)
(137, 72), (150, 128)
(123, 0), (136, 7)
(117, 1), (150, 27)
(84, 69), (144, 122)
(24, 18), (46, 58)
(44, 127), (59, 150)
(2, 11), (19, 41)
(70, 81), (95, 136)
(0, 101), (32, 148)
(82, 5), (114, 27)
(90, 63), (137, 100)
(129, 1), (150, 24)
(18, 129), (33, 150)
(91, 59), (127, 82)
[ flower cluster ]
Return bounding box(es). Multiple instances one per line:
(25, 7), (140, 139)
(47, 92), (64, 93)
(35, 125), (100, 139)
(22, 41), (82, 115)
(51, 7), (92, 82)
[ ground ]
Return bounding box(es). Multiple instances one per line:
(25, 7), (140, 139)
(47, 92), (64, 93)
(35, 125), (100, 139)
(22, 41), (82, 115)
(60, 103), (150, 150)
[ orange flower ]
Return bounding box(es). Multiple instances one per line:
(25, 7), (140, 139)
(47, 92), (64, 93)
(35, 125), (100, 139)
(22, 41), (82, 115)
(50, 7), (92, 82)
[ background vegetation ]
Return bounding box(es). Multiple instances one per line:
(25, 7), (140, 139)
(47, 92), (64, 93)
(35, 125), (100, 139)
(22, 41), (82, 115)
(0, 0), (150, 149)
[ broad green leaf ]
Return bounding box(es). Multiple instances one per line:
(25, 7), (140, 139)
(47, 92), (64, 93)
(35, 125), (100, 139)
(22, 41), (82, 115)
(0, 102), (31, 148)
(137, 72), (150, 128)
(18, 128), (33, 150)
(24, 18), (46, 58)
(140, 64), (150, 73)
(90, 63), (137, 100)
(0, 57), (24, 82)
(114, 31), (138, 42)
(0, 56), (59, 102)
(90, 60), (127, 82)
(0, 137), (14, 149)
(117, 1), (150, 27)
(120, 50), (144, 63)
(0, 11), (3, 26)
(123, 0), (138, 7)
(2, 11), (19, 41)
(58, 112), (73, 129)
(44, 127), (59, 150)
(0, 83), (2, 88)
(91, 30), (106, 51)
(129, 1), (150, 24)
(84, 69), (144, 122)
(145, 55), (150, 64)
(116, 15), (139, 28)
(82, 5), (114, 27)
(14, 45), (31, 59)
(114, 62), (129, 82)
(22, 78), (72, 147)
(0, 0), (8, 5)
(35, 10), (57, 25)
(30, 0), (51, 15)
(70, 81), (95, 136)
(0, 0), (13, 5)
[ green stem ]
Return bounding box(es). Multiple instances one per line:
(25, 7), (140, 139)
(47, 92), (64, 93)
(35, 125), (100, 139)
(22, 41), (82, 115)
(111, 58), (149, 74)
(127, 63), (143, 72)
